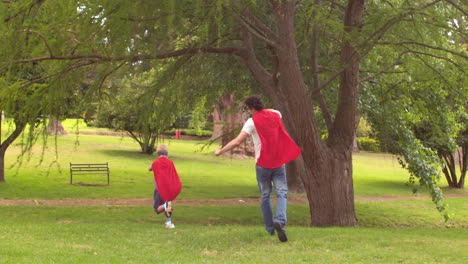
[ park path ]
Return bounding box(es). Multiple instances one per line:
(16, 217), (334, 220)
(0, 194), (467, 206)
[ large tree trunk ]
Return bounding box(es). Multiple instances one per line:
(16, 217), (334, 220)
(286, 157), (306, 193)
(303, 146), (357, 226)
(275, 0), (360, 226)
(237, 0), (362, 226)
(47, 118), (67, 135)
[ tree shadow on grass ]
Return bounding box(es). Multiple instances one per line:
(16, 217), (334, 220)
(354, 179), (419, 195)
(71, 183), (109, 187)
(96, 149), (154, 160)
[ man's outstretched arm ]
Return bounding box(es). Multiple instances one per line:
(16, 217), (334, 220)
(214, 131), (249, 156)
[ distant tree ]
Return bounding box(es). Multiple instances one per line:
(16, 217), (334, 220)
(0, 66), (52, 182)
(95, 69), (182, 155)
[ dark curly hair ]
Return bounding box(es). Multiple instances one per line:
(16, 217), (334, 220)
(244, 95), (264, 111)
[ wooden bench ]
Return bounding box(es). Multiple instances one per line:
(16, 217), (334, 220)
(70, 163), (110, 185)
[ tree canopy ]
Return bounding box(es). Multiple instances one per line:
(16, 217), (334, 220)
(1, 0), (466, 225)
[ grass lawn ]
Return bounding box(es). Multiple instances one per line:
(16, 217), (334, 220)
(1, 119), (466, 200)
(0, 199), (467, 264)
(1, 119), (467, 263)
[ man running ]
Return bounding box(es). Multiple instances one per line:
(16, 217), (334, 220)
(214, 95), (301, 242)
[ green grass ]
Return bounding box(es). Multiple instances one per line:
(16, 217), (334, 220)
(1, 119), (468, 263)
(2, 132), (257, 200)
(2, 119), (466, 200)
(0, 200), (467, 264)
(2, 222), (465, 264)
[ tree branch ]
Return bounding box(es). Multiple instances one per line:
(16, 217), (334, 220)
(310, 70), (342, 95)
(19, 29), (54, 57)
(412, 50), (456, 87)
(359, 61), (402, 82)
(97, 62), (126, 90)
(242, 11), (278, 41)
(379, 41), (468, 60)
(20, 60), (97, 88)
(361, 0), (443, 57)
(238, 28), (273, 85)
(445, 0), (468, 16)
(1, 119), (26, 152)
(16, 47), (246, 64)
(359, 50), (410, 82)
(234, 13), (280, 48)
(310, 0), (332, 130)
(406, 49), (464, 71)
(325, 0), (345, 9)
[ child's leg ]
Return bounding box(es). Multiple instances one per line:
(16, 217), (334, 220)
(164, 201), (175, 228)
(165, 213), (175, 228)
(153, 190), (165, 214)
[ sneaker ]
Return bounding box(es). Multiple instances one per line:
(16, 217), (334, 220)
(273, 222), (288, 242)
(165, 222), (175, 229)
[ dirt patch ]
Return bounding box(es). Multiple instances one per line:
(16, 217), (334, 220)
(1, 194), (467, 206)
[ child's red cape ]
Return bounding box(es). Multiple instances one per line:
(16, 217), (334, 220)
(151, 156), (182, 201)
(252, 110), (302, 169)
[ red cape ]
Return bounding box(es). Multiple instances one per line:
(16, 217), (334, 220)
(253, 110), (302, 168)
(151, 157), (182, 201)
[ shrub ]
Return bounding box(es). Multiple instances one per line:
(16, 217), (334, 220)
(356, 117), (373, 138)
(357, 137), (381, 152)
(164, 128), (212, 137)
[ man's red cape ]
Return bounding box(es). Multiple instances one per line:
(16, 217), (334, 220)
(253, 110), (302, 169)
(151, 157), (182, 201)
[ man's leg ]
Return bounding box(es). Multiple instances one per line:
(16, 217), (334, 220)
(272, 165), (288, 226)
(256, 165), (274, 234)
(272, 165), (288, 242)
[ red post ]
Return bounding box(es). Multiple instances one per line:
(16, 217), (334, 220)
(175, 130), (181, 139)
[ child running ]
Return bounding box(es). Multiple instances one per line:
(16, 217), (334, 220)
(148, 144), (182, 229)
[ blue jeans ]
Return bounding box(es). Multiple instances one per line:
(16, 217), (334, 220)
(256, 165), (288, 234)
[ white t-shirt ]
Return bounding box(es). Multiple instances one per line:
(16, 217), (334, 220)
(241, 110), (282, 161)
